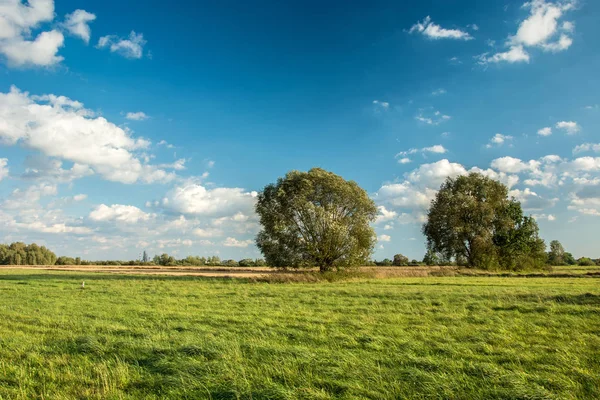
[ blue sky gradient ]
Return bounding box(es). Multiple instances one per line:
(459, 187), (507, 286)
(0, 0), (599, 260)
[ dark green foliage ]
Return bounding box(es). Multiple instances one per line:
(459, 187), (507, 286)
(238, 259), (255, 267)
(423, 249), (441, 266)
(0, 242), (57, 265)
(392, 254), (409, 266)
(375, 258), (393, 266)
(547, 240), (567, 265)
(577, 257), (595, 266)
(423, 173), (546, 270)
(255, 168), (377, 272)
(564, 252), (576, 265)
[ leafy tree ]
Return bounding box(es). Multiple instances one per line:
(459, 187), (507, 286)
(238, 258), (255, 267)
(376, 258), (393, 266)
(547, 240), (566, 265)
(563, 252), (576, 265)
(422, 249), (440, 266)
(423, 173), (546, 270)
(0, 243), (57, 265)
(142, 250), (149, 263)
(392, 254), (409, 266)
(577, 257), (595, 266)
(255, 168), (377, 272)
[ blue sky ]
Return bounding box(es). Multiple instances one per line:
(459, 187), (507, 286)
(0, 0), (599, 260)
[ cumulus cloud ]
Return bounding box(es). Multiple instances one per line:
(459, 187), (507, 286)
(556, 121), (580, 134)
(223, 237), (253, 248)
(160, 183), (258, 217)
(479, 0), (576, 64)
(509, 188), (558, 210)
(486, 133), (513, 148)
(63, 9), (96, 43)
(89, 204), (154, 223)
(378, 234), (391, 242)
(573, 143), (600, 154)
(375, 205), (397, 224)
(537, 127), (552, 136)
(97, 31), (146, 59)
(126, 111), (149, 121)
(0, 86), (175, 184)
(409, 16), (473, 40)
(0, 0), (66, 67)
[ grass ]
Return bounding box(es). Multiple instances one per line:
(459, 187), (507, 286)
(0, 269), (599, 399)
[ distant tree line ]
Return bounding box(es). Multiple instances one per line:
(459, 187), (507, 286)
(371, 239), (598, 267)
(0, 242), (57, 265)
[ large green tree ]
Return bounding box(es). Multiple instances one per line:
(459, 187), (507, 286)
(255, 168), (377, 272)
(422, 173), (546, 270)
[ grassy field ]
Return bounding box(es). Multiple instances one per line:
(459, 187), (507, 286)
(0, 269), (599, 399)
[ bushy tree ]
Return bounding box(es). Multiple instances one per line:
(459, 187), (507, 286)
(0, 242), (57, 265)
(392, 254), (409, 266)
(423, 249), (442, 266)
(238, 258), (255, 267)
(547, 240), (566, 265)
(577, 257), (595, 266)
(423, 173), (546, 270)
(256, 168), (377, 272)
(563, 252), (576, 265)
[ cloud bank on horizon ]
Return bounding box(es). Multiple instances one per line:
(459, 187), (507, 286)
(0, 0), (598, 260)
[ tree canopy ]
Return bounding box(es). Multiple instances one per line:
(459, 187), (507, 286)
(255, 168), (377, 272)
(422, 173), (546, 270)
(0, 242), (57, 265)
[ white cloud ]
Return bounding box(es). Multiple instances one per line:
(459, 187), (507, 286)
(372, 100), (389, 111)
(89, 204), (154, 223)
(73, 194), (87, 201)
(509, 188), (557, 210)
(223, 237), (253, 248)
(556, 121), (580, 134)
(0, 158), (8, 181)
(125, 111), (149, 121)
(423, 145), (448, 154)
(378, 234), (391, 242)
(409, 16), (473, 40)
(0, 0), (66, 67)
(486, 133), (513, 148)
(478, 45), (530, 64)
(491, 156), (538, 173)
(97, 31), (146, 59)
(0, 29), (64, 67)
(375, 205), (397, 224)
(537, 127), (552, 136)
(396, 145), (447, 162)
(479, 0), (575, 65)
(63, 9), (96, 44)
(431, 88), (446, 96)
(573, 143), (600, 154)
(161, 183), (258, 217)
(532, 213), (556, 221)
(0, 86), (175, 184)
(415, 110), (451, 125)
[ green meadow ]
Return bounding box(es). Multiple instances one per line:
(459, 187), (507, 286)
(0, 269), (599, 399)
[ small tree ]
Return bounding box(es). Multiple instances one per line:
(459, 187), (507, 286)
(547, 240), (566, 265)
(392, 254), (409, 266)
(255, 168), (377, 272)
(422, 249), (440, 266)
